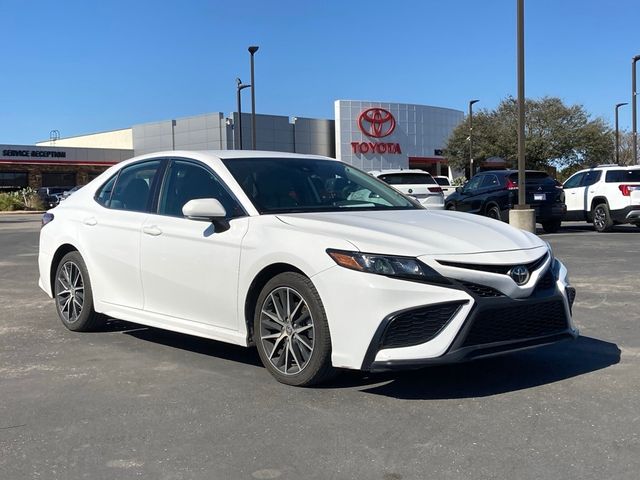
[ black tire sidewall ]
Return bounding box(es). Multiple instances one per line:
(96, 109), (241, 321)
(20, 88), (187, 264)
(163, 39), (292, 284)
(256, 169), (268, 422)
(253, 272), (333, 386)
(487, 206), (501, 220)
(54, 251), (99, 331)
(593, 204), (613, 232)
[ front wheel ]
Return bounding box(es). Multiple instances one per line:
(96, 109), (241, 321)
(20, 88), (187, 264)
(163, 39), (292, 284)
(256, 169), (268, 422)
(446, 203), (456, 211)
(592, 203), (613, 232)
(542, 219), (562, 233)
(254, 272), (335, 386)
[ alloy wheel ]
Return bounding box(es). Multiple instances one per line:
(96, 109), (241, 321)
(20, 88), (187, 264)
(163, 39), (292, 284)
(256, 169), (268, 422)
(56, 261), (85, 323)
(594, 206), (606, 230)
(259, 287), (315, 375)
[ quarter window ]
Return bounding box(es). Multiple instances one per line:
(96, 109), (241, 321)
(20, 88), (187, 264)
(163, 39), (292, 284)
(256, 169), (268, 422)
(158, 160), (243, 218)
(95, 174), (118, 207)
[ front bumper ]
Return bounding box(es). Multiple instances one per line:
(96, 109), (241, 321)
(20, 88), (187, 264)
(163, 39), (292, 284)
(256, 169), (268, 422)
(312, 252), (577, 371)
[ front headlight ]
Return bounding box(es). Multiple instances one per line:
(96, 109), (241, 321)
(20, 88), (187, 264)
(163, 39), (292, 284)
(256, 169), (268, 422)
(326, 249), (449, 284)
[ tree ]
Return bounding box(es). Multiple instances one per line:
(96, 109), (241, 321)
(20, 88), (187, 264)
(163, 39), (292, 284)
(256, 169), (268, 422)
(445, 96), (614, 172)
(616, 130), (640, 166)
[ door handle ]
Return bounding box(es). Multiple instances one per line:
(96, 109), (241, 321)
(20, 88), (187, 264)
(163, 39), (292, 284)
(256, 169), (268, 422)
(142, 225), (162, 236)
(83, 217), (97, 226)
(569, 192), (576, 195)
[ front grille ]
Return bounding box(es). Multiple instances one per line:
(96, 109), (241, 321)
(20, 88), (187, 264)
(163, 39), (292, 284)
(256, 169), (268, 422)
(381, 302), (466, 349)
(460, 299), (568, 348)
(534, 268), (556, 292)
(460, 281), (504, 297)
(438, 253), (548, 276)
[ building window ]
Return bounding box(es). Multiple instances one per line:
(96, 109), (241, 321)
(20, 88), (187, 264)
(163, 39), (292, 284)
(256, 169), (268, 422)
(41, 172), (77, 187)
(0, 172), (29, 191)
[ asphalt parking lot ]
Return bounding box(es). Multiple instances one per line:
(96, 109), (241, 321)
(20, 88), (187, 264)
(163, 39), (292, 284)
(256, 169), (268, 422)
(1, 214), (638, 480)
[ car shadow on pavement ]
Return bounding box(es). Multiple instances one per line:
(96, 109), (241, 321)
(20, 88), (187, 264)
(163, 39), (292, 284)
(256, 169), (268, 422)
(102, 318), (263, 368)
(329, 336), (621, 399)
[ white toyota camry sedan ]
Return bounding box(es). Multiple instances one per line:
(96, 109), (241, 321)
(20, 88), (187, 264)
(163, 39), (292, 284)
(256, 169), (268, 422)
(38, 151), (578, 386)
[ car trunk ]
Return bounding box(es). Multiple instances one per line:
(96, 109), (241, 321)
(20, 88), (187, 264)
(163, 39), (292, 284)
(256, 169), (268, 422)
(508, 172), (561, 206)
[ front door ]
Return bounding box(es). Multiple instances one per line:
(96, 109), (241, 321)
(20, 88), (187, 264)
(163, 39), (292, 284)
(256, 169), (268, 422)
(563, 172), (586, 220)
(140, 159), (249, 331)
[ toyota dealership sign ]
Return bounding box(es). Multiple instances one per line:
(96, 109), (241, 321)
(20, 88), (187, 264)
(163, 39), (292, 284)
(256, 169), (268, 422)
(334, 100), (464, 171)
(351, 108), (402, 155)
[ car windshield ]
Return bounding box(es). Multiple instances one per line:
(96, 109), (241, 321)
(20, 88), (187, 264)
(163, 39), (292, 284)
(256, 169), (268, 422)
(222, 158), (420, 214)
(378, 173), (436, 185)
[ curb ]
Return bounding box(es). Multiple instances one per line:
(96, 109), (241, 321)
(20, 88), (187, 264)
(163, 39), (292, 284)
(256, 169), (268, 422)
(0, 210), (46, 216)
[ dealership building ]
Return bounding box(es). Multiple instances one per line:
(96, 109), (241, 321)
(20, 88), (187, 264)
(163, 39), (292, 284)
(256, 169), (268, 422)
(0, 100), (464, 191)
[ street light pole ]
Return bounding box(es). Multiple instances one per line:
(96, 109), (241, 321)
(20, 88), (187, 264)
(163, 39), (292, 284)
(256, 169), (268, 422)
(632, 55), (640, 164)
(517, 0), (526, 208)
(509, 0), (535, 232)
(248, 45), (259, 150)
(615, 102), (628, 165)
(236, 78), (251, 150)
(468, 99), (479, 176)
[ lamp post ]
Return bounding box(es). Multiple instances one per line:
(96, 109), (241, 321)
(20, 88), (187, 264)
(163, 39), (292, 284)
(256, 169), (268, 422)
(236, 78), (251, 150)
(468, 99), (479, 176)
(509, 0), (535, 232)
(248, 45), (259, 149)
(632, 55), (640, 164)
(615, 102), (628, 165)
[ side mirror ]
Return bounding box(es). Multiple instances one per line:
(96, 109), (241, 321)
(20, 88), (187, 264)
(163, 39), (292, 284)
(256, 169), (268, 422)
(182, 198), (230, 232)
(182, 198), (226, 220)
(456, 186), (463, 194)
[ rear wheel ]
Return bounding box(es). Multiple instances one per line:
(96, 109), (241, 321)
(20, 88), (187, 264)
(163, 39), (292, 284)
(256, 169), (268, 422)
(54, 251), (104, 331)
(486, 205), (501, 221)
(592, 203), (613, 232)
(542, 219), (562, 233)
(254, 272), (335, 386)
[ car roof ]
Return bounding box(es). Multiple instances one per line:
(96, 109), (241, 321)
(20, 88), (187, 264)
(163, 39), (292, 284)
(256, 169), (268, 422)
(369, 169), (433, 176)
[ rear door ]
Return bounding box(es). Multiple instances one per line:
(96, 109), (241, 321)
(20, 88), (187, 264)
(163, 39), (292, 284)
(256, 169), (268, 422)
(80, 159), (163, 309)
(456, 175), (484, 213)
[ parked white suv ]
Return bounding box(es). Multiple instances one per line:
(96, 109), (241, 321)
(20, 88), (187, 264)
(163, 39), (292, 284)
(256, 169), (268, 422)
(563, 165), (640, 232)
(370, 169), (445, 209)
(434, 176), (457, 197)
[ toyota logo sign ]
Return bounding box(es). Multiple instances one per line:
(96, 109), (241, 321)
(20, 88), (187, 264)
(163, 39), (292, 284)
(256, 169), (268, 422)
(509, 265), (530, 286)
(358, 108), (396, 138)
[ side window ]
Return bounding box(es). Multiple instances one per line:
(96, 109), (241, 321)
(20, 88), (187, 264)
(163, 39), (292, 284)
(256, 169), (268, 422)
(480, 174), (499, 188)
(95, 174), (118, 207)
(465, 175), (483, 191)
(563, 173), (584, 189)
(109, 160), (162, 212)
(581, 170), (601, 187)
(158, 160), (243, 218)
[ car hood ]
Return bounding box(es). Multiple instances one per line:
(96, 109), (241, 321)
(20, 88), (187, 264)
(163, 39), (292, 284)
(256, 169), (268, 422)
(276, 209), (545, 256)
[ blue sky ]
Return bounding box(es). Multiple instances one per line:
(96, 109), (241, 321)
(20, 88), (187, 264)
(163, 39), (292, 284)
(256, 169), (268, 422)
(1, 0), (638, 144)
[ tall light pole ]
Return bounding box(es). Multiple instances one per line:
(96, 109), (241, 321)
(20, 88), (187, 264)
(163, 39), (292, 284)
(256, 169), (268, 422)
(632, 55), (640, 164)
(236, 78), (251, 150)
(509, 0), (535, 232)
(615, 102), (628, 165)
(468, 99), (479, 176)
(248, 45), (259, 150)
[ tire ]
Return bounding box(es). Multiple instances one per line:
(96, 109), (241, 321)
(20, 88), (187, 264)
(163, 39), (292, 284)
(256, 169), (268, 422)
(254, 272), (335, 386)
(53, 251), (105, 332)
(446, 203), (455, 211)
(486, 205), (501, 221)
(592, 203), (614, 232)
(542, 219), (562, 233)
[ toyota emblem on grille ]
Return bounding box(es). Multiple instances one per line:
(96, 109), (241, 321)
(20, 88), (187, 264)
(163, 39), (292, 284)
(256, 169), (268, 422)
(509, 265), (530, 285)
(358, 108), (396, 138)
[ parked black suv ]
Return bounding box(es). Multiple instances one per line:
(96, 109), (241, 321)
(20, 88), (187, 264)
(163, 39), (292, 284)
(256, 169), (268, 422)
(37, 186), (73, 209)
(445, 170), (566, 233)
